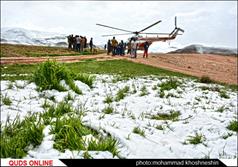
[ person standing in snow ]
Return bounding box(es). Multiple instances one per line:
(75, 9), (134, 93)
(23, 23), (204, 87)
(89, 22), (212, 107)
(143, 41), (150, 58)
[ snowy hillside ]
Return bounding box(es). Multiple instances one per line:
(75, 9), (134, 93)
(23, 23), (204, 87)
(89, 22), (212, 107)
(149, 42), (182, 53)
(169, 44), (237, 56)
(1, 27), (67, 47)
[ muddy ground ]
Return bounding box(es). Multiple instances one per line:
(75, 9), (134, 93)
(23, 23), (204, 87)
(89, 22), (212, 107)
(1, 53), (237, 85)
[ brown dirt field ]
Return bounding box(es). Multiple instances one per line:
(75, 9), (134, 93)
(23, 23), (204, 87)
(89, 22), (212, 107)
(127, 53), (237, 85)
(1, 53), (237, 85)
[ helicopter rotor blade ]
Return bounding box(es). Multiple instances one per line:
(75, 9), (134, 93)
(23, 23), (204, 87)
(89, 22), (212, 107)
(140, 32), (170, 35)
(138, 20), (162, 33)
(96, 23), (132, 33)
(101, 33), (133, 37)
(178, 28), (184, 33)
(175, 16), (177, 28)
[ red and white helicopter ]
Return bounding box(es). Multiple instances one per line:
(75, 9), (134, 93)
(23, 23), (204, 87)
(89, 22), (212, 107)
(96, 16), (184, 50)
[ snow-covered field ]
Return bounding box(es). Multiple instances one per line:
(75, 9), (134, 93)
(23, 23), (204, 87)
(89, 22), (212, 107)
(1, 75), (237, 159)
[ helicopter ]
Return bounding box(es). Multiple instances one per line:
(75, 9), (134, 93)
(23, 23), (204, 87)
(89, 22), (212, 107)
(96, 16), (184, 50)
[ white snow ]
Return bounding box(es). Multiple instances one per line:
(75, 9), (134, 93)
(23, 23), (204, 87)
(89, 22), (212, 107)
(1, 75), (237, 159)
(1, 27), (67, 47)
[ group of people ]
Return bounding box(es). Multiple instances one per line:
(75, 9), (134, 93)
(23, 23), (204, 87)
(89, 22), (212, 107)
(106, 36), (150, 58)
(106, 37), (126, 56)
(67, 35), (150, 58)
(67, 35), (93, 53)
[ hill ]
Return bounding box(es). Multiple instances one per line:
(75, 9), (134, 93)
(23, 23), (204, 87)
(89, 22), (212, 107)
(169, 44), (237, 56)
(1, 27), (67, 47)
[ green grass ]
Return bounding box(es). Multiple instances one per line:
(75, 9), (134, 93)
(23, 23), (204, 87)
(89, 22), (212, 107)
(159, 91), (165, 98)
(151, 111), (180, 121)
(0, 114), (44, 158)
(2, 95), (12, 106)
(87, 136), (119, 157)
(200, 86), (221, 92)
(139, 86), (149, 96)
(216, 106), (226, 113)
(50, 115), (119, 157)
(155, 125), (164, 130)
(64, 93), (74, 101)
(33, 60), (82, 94)
(50, 101), (75, 117)
(133, 127), (145, 137)
(51, 116), (95, 152)
(227, 120), (238, 132)
(41, 99), (51, 109)
(158, 78), (181, 98)
(103, 105), (114, 114)
(200, 86), (230, 99)
(1, 43), (105, 58)
(72, 73), (95, 88)
(186, 133), (205, 145)
(1, 59), (192, 81)
(104, 95), (113, 104)
(7, 82), (13, 89)
(219, 90), (229, 99)
(159, 78), (181, 92)
(152, 85), (157, 90)
(40, 101), (76, 125)
(83, 151), (93, 159)
(115, 86), (130, 101)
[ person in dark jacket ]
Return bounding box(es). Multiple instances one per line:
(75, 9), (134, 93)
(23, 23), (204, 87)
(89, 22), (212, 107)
(143, 41), (150, 58)
(67, 34), (73, 49)
(89, 38), (93, 52)
(127, 40), (132, 55)
(84, 36), (87, 48)
(107, 40), (112, 55)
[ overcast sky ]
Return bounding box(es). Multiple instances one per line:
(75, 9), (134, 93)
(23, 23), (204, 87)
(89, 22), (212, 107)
(1, 1), (237, 48)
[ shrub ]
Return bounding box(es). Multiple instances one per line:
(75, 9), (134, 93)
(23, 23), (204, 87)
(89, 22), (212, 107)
(104, 95), (113, 104)
(155, 125), (164, 130)
(200, 76), (213, 83)
(151, 111), (180, 121)
(159, 78), (181, 92)
(216, 106), (226, 113)
(227, 120), (238, 132)
(2, 95), (12, 106)
(103, 105), (114, 114)
(33, 60), (82, 94)
(140, 86), (149, 96)
(220, 91), (229, 99)
(159, 78), (181, 98)
(115, 86), (130, 101)
(186, 133), (205, 145)
(133, 127), (145, 137)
